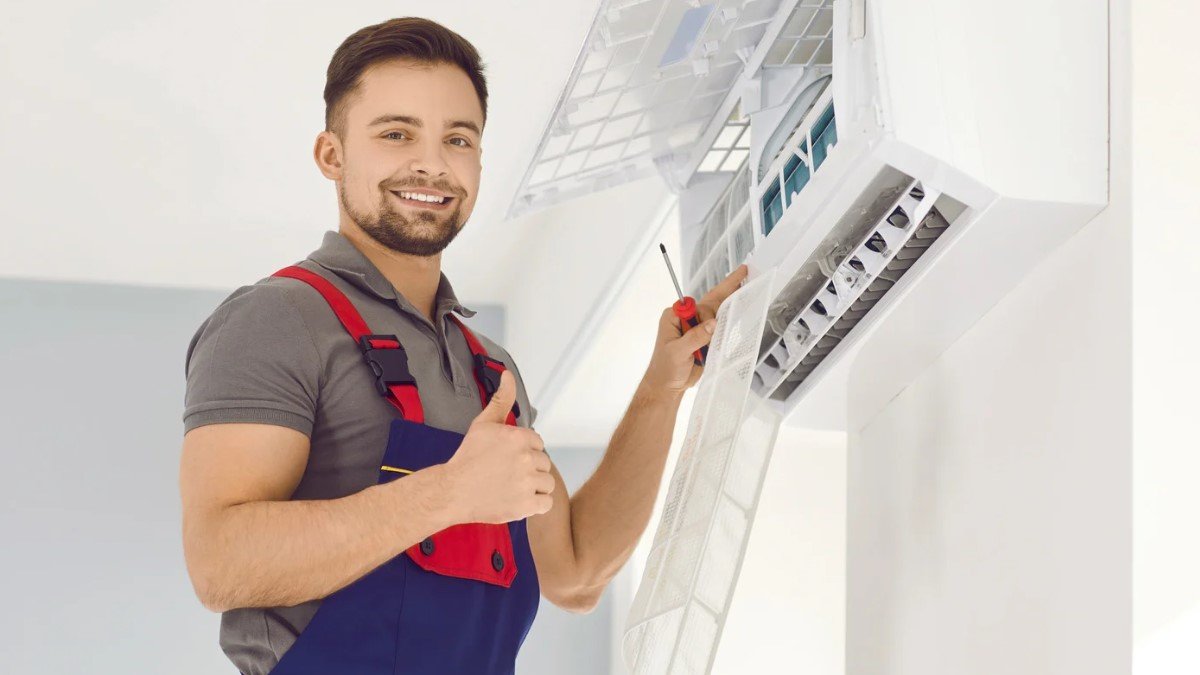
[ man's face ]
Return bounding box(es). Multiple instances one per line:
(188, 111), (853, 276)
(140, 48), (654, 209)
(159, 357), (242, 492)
(332, 59), (483, 257)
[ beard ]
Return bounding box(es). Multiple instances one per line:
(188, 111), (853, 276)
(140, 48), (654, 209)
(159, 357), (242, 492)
(340, 180), (466, 257)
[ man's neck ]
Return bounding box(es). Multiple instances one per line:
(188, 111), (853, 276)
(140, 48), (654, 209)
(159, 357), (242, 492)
(338, 223), (442, 324)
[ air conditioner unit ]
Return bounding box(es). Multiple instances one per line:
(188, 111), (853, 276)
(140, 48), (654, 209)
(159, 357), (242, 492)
(513, 0), (1107, 672)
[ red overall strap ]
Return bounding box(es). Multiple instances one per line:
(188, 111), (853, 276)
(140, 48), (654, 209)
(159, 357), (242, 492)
(447, 315), (518, 427)
(271, 266), (425, 424)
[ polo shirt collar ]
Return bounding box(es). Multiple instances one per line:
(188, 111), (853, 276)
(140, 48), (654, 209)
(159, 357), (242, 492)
(306, 230), (477, 320)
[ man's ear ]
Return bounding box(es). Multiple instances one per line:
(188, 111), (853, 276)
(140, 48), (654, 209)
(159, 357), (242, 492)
(313, 130), (344, 181)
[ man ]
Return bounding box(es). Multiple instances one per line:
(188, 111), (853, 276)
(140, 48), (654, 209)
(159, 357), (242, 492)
(180, 16), (747, 675)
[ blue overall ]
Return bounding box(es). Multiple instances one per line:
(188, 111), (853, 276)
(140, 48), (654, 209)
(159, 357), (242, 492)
(267, 265), (540, 674)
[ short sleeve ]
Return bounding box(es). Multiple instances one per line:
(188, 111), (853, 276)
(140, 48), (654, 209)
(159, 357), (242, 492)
(182, 282), (322, 436)
(509, 357), (537, 429)
(485, 343), (538, 429)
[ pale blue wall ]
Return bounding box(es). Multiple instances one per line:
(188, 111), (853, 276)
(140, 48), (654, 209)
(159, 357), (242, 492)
(0, 277), (609, 674)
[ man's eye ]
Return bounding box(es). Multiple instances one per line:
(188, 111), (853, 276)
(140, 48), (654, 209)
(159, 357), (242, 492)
(448, 137), (472, 147)
(384, 131), (408, 141)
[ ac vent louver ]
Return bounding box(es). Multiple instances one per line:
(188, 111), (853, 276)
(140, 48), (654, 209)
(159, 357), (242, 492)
(752, 179), (957, 403)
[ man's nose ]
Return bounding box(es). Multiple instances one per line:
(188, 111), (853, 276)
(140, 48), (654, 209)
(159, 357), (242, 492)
(410, 139), (450, 177)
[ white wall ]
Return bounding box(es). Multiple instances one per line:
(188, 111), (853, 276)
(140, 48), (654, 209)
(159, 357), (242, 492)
(533, 195), (679, 448)
(1131, 1), (1200, 672)
(713, 427), (847, 675)
(0, 0), (599, 301)
(846, 194), (1132, 674)
(500, 175), (671, 432)
(841, 2), (1133, 671)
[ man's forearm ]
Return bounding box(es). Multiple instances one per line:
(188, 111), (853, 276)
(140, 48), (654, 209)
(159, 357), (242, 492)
(187, 466), (456, 612)
(568, 378), (684, 590)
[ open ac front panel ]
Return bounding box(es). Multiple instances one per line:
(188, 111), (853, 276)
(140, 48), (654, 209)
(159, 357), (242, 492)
(713, 163), (974, 418)
(678, 0), (1107, 420)
(679, 72), (980, 419)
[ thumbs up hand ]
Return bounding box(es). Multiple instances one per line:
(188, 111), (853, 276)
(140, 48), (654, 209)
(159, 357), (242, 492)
(443, 370), (555, 524)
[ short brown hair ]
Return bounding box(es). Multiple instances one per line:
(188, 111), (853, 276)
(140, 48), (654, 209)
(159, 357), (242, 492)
(323, 17), (488, 136)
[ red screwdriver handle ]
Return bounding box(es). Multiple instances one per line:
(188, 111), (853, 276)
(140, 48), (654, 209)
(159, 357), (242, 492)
(672, 297), (709, 366)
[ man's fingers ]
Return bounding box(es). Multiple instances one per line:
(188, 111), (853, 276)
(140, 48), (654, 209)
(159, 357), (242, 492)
(675, 319), (716, 357)
(658, 306), (683, 341)
(699, 264), (748, 312)
(530, 494), (554, 515)
(659, 265), (744, 344)
(530, 449), (552, 472)
(532, 472), (555, 495)
(528, 431), (545, 453)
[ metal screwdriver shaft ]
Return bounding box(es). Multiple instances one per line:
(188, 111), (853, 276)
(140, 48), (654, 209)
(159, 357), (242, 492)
(658, 243), (707, 366)
(659, 243), (685, 300)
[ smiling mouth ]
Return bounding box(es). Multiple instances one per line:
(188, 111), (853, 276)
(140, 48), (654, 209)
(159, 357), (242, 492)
(390, 190), (455, 210)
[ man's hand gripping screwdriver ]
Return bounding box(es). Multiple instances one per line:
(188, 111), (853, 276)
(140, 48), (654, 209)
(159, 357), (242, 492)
(659, 243), (708, 367)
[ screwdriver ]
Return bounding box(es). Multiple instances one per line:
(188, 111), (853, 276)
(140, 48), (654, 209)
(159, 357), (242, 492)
(659, 243), (708, 366)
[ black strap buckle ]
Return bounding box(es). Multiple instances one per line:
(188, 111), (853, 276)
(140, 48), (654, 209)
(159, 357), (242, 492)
(359, 334), (415, 397)
(473, 354), (520, 419)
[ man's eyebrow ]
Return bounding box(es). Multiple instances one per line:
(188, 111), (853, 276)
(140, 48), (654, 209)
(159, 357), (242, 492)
(368, 114), (422, 127)
(367, 114), (481, 137)
(448, 120), (482, 136)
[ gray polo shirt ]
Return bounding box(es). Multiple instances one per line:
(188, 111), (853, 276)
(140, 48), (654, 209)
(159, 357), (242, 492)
(182, 230), (537, 675)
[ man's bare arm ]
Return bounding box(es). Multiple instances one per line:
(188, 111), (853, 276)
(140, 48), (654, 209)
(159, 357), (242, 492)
(181, 374), (551, 613)
(527, 383), (684, 612)
(527, 265), (749, 611)
(180, 422), (456, 612)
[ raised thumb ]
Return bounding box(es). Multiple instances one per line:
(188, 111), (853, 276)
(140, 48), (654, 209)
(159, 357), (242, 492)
(473, 369), (516, 425)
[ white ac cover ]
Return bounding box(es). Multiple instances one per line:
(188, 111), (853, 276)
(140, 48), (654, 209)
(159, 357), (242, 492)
(681, 0), (1109, 417)
(623, 0), (1108, 671)
(623, 269), (778, 675)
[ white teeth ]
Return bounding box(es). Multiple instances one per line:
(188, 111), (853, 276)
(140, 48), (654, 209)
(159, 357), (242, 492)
(397, 191), (445, 204)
